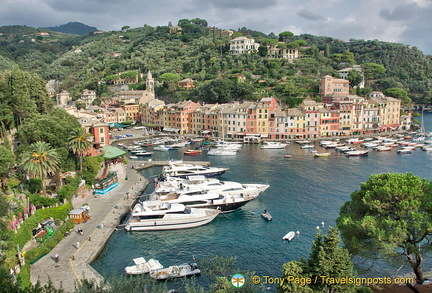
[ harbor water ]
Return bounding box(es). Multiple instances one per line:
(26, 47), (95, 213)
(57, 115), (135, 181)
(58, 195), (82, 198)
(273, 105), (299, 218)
(92, 112), (432, 287)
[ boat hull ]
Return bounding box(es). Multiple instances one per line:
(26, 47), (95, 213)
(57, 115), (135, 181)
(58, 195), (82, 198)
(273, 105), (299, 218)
(125, 212), (219, 231)
(261, 213), (272, 220)
(150, 263), (200, 280)
(283, 231), (296, 241)
(162, 170), (228, 179)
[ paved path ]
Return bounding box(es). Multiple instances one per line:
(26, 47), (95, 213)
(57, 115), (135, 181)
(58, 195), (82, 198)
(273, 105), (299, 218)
(30, 163), (148, 293)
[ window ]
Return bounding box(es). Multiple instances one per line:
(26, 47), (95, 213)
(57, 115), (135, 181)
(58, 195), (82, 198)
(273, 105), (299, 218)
(99, 128), (104, 133)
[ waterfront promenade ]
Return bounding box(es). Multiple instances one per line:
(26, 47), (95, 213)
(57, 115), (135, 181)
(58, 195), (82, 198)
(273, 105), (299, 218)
(30, 163), (148, 293)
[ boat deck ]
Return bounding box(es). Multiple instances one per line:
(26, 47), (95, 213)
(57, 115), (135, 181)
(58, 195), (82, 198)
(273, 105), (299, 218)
(132, 160), (211, 170)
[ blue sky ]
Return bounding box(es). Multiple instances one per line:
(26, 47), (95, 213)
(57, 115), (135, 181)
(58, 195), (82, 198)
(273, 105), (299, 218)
(1, 0), (431, 55)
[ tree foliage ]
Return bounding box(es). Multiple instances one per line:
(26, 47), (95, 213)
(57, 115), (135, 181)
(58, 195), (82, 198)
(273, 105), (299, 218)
(1, 24), (432, 106)
(0, 145), (15, 189)
(347, 69), (363, 89)
(195, 78), (234, 103)
(337, 173), (432, 284)
(278, 228), (361, 293)
(19, 141), (60, 195)
(0, 66), (51, 129)
(16, 107), (80, 155)
(67, 127), (93, 171)
(279, 31), (294, 42)
(361, 63), (386, 87)
(383, 87), (412, 106)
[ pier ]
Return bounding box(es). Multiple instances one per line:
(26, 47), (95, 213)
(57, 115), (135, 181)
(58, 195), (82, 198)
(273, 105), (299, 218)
(30, 164), (148, 292)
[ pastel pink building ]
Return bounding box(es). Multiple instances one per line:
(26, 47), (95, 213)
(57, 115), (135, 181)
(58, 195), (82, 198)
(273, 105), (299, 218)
(319, 75), (350, 97)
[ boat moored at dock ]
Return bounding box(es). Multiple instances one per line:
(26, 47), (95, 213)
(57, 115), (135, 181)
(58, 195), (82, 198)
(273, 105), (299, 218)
(150, 262), (200, 280)
(160, 162), (229, 179)
(125, 202), (220, 231)
(125, 257), (163, 275)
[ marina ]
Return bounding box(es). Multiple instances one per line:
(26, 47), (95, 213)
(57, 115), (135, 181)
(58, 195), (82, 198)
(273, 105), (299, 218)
(92, 113), (432, 288)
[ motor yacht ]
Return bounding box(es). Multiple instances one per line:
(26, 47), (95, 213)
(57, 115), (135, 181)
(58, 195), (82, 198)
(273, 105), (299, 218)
(125, 202), (220, 231)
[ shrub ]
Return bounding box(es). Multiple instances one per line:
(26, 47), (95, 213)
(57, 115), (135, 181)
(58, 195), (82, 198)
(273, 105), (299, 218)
(29, 194), (58, 207)
(81, 156), (103, 185)
(11, 202), (73, 249)
(28, 179), (42, 194)
(25, 220), (74, 264)
(57, 176), (81, 201)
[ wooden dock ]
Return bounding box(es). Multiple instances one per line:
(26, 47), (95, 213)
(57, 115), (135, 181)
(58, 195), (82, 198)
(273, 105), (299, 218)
(131, 160), (211, 170)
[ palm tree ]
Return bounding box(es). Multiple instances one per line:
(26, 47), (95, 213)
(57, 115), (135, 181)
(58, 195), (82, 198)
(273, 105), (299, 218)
(20, 141), (60, 195)
(67, 127), (93, 172)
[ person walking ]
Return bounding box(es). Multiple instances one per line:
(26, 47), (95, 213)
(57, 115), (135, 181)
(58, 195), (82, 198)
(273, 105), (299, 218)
(76, 241), (80, 249)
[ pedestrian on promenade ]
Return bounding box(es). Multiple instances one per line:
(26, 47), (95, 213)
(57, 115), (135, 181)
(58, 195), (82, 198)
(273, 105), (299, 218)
(76, 241), (80, 249)
(54, 254), (59, 263)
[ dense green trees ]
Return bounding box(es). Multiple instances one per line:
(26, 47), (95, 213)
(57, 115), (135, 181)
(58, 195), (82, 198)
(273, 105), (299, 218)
(348, 69), (363, 89)
(383, 87), (412, 106)
(337, 173), (432, 284)
(0, 145), (15, 190)
(16, 109), (80, 171)
(1, 24), (432, 104)
(0, 66), (52, 130)
(19, 141), (60, 195)
(16, 108), (80, 148)
(195, 78), (235, 103)
(278, 228), (364, 293)
(67, 127), (93, 171)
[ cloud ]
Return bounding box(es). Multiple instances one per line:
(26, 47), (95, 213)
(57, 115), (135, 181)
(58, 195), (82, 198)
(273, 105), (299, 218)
(297, 9), (324, 21)
(197, 0), (278, 10)
(0, 0), (431, 54)
(380, 3), (416, 21)
(44, 0), (125, 14)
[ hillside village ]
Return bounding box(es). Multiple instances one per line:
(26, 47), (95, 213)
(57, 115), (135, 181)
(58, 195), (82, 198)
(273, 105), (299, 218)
(52, 68), (409, 151)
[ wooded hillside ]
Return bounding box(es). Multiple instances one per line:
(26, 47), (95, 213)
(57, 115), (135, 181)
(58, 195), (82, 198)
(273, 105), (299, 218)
(0, 20), (431, 104)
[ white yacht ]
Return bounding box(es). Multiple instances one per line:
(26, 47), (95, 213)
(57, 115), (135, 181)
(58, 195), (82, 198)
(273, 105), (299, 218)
(154, 145), (170, 151)
(125, 257), (163, 275)
(135, 151), (153, 157)
(213, 141), (242, 150)
(207, 148), (237, 156)
(149, 176), (269, 212)
(160, 162), (229, 179)
(157, 175), (269, 199)
(260, 141), (288, 149)
(125, 202), (220, 231)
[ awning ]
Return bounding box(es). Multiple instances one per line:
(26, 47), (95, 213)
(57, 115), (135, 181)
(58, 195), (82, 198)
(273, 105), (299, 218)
(163, 127), (180, 132)
(102, 145), (126, 159)
(202, 130), (211, 134)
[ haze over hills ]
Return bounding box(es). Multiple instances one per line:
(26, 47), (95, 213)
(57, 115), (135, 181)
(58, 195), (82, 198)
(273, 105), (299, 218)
(42, 21), (98, 35)
(0, 20), (431, 104)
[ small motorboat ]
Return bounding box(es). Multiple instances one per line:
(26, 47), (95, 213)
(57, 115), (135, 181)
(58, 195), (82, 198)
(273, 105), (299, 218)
(150, 262), (200, 280)
(135, 151), (154, 157)
(313, 152), (330, 157)
(125, 257), (164, 275)
(129, 156), (138, 159)
(261, 212), (272, 221)
(284, 154), (293, 158)
(184, 149), (199, 155)
(283, 231), (296, 241)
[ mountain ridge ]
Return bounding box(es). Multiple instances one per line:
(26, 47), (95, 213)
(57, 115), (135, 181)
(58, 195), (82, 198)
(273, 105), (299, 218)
(42, 21), (98, 35)
(0, 21), (431, 104)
